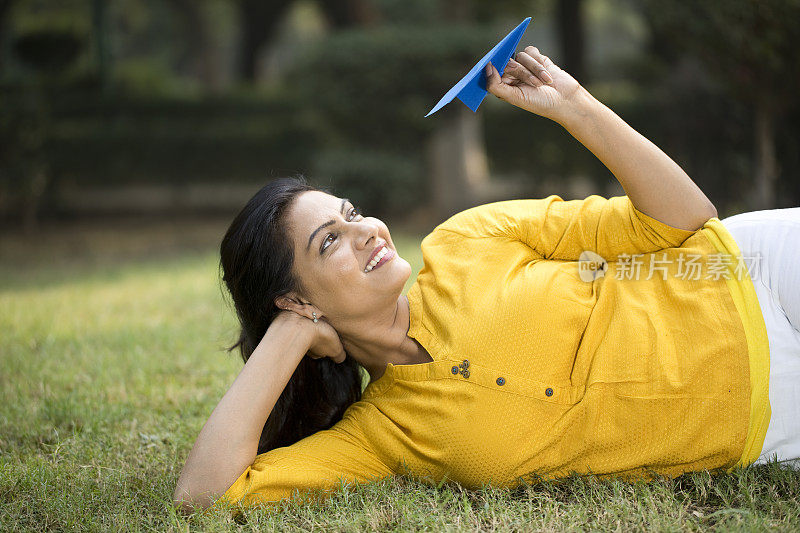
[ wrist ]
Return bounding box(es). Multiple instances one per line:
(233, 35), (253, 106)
(263, 311), (315, 354)
(552, 85), (600, 129)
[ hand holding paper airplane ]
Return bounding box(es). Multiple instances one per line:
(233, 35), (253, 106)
(484, 46), (582, 123)
(425, 17), (582, 123)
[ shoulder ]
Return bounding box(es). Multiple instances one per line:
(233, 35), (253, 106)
(430, 195), (564, 240)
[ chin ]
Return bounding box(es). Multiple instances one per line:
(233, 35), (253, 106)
(381, 256), (412, 292)
(392, 255), (413, 281)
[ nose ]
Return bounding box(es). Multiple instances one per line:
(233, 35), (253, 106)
(358, 220), (381, 250)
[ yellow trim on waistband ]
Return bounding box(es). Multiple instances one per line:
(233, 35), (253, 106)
(701, 217), (771, 467)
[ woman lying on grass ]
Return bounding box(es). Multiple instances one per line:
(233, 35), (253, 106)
(173, 45), (800, 513)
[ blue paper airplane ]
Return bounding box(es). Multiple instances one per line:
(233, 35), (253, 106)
(425, 17), (532, 117)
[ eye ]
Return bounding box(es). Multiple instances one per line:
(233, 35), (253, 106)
(320, 206), (363, 253)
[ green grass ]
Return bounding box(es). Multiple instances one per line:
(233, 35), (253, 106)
(1, 217), (799, 532)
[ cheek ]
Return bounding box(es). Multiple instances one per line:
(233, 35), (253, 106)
(317, 254), (364, 294)
(332, 253), (362, 276)
(320, 258), (366, 311)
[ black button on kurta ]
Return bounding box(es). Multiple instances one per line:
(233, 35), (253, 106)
(496, 377), (505, 386)
(545, 387), (554, 396)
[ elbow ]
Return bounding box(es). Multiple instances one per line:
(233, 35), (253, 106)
(173, 461), (246, 514)
(688, 201), (717, 231)
(172, 493), (201, 516)
(172, 481), (215, 515)
(698, 201), (718, 228)
(173, 497), (200, 516)
(705, 200), (718, 221)
(172, 494), (214, 516)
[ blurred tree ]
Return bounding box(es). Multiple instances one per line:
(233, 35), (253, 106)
(165, 0), (219, 90)
(556, 0), (586, 83)
(7, 28), (83, 231)
(0, 0), (16, 73)
(640, 0), (800, 210)
(3, 0), (92, 80)
(236, 0), (292, 82)
(293, 0), (556, 221)
(427, 0), (490, 219)
(236, 0), (383, 82)
(472, 0), (586, 83)
(0, 0), (12, 28)
(91, 0), (109, 90)
(288, 20), (498, 220)
(101, 0), (231, 93)
(319, 0), (382, 28)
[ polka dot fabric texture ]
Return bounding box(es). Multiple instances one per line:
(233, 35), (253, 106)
(218, 195), (770, 511)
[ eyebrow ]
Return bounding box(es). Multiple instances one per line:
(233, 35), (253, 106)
(307, 198), (349, 253)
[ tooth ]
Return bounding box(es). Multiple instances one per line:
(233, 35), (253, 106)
(365, 246), (388, 272)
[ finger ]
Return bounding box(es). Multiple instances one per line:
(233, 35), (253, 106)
(484, 62), (518, 101)
(523, 46), (552, 67)
(523, 45), (556, 73)
(501, 76), (523, 87)
(501, 70), (525, 84)
(505, 59), (543, 88)
(515, 51), (553, 84)
(515, 51), (554, 84)
(505, 59), (531, 78)
(522, 46), (543, 62)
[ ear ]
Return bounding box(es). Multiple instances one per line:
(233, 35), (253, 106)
(274, 293), (322, 322)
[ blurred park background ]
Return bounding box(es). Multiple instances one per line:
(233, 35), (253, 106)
(1, 0), (799, 235)
(2, 1), (800, 529)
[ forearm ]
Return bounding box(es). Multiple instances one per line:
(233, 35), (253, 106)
(555, 87), (717, 231)
(173, 314), (313, 510)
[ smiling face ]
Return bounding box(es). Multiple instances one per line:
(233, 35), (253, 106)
(280, 190), (412, 323)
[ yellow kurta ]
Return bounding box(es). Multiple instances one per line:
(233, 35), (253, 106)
(218, 194), (770, 510)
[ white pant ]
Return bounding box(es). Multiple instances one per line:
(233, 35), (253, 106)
(720, 208), (800, 468)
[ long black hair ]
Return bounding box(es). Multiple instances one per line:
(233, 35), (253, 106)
(219, 175), (364, 454)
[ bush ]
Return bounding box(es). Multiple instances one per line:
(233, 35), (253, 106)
(311, 148), (424, 219)
(288, 23), (500, 148)
(0, 86), (320, 188)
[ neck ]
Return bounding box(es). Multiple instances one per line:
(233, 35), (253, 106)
(338, 294), (426, 382)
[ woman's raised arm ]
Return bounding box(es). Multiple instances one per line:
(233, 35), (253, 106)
(485, 46), (717, 231)
(172, 312), (314, 512)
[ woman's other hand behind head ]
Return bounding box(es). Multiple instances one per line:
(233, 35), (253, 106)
(275, 309), (347, 364)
